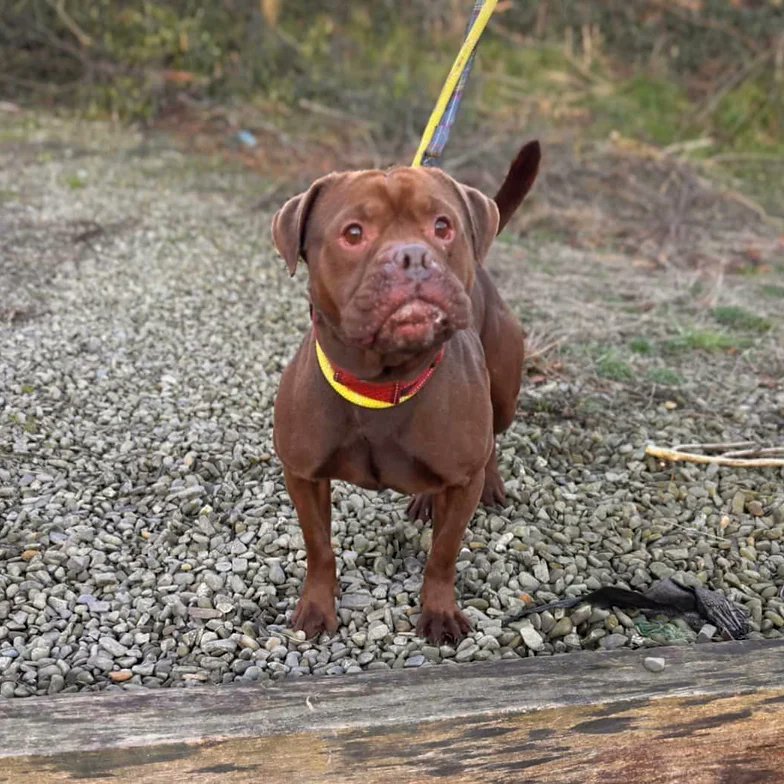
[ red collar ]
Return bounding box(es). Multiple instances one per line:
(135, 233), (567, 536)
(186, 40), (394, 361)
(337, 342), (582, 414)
(314, 334), (446, 409)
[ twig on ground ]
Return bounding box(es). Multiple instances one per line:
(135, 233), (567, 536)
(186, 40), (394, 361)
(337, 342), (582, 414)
(666, 521), (730, 545)
(709, 152), (784, 163)
(712, 185), (778, 224)
(676, 441), (756, 453)
(722, 447), (784, 459)
(297, 99), (373, 128)
(72, 221), (104, 244)
(44, 0), (93, 48)
(693, 49), (772, 125)
(663, 138), (714, 157)
(525, 333), (566, 363)
(646, 443), (784, 468)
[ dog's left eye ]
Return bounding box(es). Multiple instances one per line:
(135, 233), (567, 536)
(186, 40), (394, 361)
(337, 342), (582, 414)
(342, 223), (364, 245)
(434, 216), (452, 239)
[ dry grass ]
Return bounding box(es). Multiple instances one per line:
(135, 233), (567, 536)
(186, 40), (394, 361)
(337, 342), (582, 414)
(498, 135), (783, 278)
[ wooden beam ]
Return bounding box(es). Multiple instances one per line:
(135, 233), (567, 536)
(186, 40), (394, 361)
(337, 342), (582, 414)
(1, 639), (783, 783)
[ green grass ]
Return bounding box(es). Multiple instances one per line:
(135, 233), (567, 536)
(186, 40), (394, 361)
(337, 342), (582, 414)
(711, 306), (772, 333)
(629, 337), (654, 355)
(759, 283), (784, 299)
(481, 41), (587, 107)
(66, 175), (87, 190)
(586, 75), (692, 147)
(664, 328), (750, 353)
(713, 80), (784, 151)
(647, 367), (684, 386)
(576, 396), (609, 418)
(596, 351), (634, 381)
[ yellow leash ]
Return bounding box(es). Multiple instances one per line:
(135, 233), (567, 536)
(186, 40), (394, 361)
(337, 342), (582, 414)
(411, 0), (498, 168)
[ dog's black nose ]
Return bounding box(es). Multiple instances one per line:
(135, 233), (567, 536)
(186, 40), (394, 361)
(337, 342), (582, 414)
(392, 244), (436, 281)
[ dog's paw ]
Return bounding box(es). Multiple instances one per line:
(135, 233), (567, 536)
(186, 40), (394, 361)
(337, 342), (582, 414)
(481, 467), (506, 507)
(291, 595), (338, 639)
(406, 493), (434, 522)
(417, 604), (472, 644)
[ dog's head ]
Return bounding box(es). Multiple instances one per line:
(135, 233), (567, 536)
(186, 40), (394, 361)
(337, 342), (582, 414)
(272, 167), (500, 356)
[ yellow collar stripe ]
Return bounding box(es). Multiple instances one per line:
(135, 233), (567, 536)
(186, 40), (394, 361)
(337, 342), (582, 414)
(315, 340), (418, 409)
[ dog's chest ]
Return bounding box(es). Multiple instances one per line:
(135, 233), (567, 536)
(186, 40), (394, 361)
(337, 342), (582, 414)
(315, 394), (490, 493)
(318, 428), (444, 493)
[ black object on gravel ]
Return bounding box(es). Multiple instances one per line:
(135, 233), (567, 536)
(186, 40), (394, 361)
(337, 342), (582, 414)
(514, 578), (751, 640)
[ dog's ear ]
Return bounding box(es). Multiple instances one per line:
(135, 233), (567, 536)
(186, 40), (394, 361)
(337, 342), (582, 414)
(428, 168), (500, 264)
(493, 140), (541, 234)
(271, 174), (337, 276)
(456, 182), (500, 264)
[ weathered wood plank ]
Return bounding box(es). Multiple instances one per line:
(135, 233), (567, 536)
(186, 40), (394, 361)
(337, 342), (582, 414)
(3, 689), (784, 784)
(1, 640), (783, 783)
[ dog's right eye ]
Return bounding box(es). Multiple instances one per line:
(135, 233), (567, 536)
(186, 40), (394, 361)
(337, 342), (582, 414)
(434, 216), (453, 240)
(342, 223), (364, 245)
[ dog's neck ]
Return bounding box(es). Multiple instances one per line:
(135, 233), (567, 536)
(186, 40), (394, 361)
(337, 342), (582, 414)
(312, 308), (445, 383)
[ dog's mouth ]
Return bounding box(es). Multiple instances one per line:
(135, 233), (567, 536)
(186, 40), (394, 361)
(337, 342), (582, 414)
(339, 268), (473, 355)
(374, 298), (449, 352)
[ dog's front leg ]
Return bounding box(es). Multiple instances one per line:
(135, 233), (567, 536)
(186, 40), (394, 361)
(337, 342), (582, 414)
(417, 470), (484, 644)
(284, 468), (338, 638)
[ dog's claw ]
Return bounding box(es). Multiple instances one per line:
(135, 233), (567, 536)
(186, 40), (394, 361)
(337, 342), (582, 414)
(291, 595), (338, 639)
(417, 605), (473, 644)
(406, 493), (433, 522)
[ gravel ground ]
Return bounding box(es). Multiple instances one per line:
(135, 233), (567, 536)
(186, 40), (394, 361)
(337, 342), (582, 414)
(1, 115), (783, 697)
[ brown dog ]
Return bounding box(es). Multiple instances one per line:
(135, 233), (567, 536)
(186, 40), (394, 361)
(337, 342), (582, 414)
(272, 142), (540, 643)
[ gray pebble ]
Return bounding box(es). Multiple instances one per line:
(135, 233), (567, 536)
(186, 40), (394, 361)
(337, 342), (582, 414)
(549, 617), (573, 638)
(203, 639), (237, 655)
(455, 644), (479, 662)
(268, 563), (286, 585)
(368, 623), (390, 642)
(643, 657), (666, 673)
(697, 624), (717, 643)
(570, 605), (592, 626)
(339, 593), (373, 610)
(519, 627), (544, 651)
(650, 563), (676, 580)
(99, 637), (128, 658)
(601, 633), (628, 651)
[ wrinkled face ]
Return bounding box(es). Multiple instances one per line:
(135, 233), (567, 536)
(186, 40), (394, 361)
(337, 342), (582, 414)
(272, 167), (498, 355)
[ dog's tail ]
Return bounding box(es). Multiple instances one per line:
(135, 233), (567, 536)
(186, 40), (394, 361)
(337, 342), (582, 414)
(493, 140), (541, 235)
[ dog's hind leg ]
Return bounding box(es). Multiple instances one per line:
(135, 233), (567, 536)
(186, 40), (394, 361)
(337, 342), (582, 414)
(406, 493), (434, 523)
(476, 272), (526, 507)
